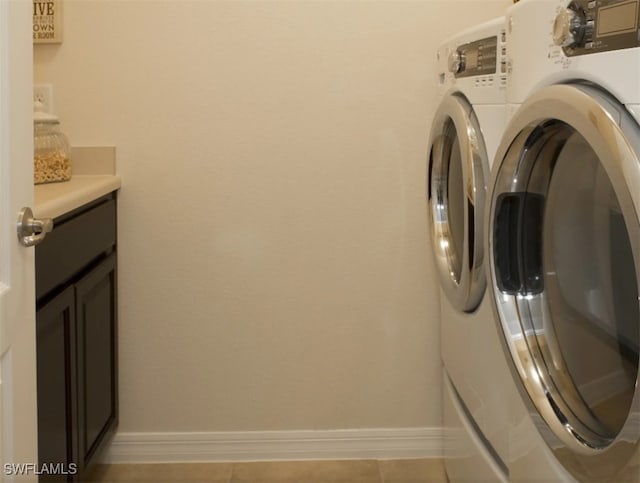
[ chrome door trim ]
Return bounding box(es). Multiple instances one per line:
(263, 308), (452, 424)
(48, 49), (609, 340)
(487, 83), (640, 478)
(427, 93), (488, 313)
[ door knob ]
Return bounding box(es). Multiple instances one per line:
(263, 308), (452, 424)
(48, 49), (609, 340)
(17, 207), (53, 247)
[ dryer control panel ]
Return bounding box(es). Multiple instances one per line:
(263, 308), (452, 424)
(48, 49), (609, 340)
(553, 0), (640, 56)
(449, 36), (498, 78)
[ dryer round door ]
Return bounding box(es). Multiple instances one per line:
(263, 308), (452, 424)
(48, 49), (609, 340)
(487, 83), (640, 480)
(428, 93), (489, 313)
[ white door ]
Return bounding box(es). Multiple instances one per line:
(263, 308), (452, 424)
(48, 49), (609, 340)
(427, 93), (489, 313)
(486, 83), (640, 481)
(0, 0), (38, 479)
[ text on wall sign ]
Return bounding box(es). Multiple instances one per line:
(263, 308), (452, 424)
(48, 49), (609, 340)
(33, 0), (63, 44)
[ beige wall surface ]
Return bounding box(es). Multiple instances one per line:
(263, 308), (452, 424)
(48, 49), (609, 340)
(35, 0), (510, 433)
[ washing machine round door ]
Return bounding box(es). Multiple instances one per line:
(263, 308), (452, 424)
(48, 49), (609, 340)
(428, 93), (488, 313)
(487, 83), (640, 480)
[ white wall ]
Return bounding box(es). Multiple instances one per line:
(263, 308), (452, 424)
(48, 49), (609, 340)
(34, 0), (510, 436)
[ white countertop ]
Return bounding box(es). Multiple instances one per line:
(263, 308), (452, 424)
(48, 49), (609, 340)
(34, 175), (122, 219)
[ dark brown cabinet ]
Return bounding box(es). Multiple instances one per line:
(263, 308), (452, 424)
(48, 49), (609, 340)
(36, 287), (76, 482)
(35, 193), (118, 482)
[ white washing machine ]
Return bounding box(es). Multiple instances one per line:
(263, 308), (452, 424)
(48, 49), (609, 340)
(485, 0), (640, 481)
(427, 17), (511, 482)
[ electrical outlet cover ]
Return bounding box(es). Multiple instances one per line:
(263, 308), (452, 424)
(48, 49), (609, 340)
(34, 84), (53, 114)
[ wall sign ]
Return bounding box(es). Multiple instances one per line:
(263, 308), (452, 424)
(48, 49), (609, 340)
(33, 0), (63, 44)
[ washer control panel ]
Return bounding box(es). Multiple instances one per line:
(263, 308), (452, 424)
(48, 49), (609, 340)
(450, 36), (498, 78)
(553, 0), (640, 56)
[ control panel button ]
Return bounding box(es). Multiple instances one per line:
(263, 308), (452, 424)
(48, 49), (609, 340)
(553, 7), (584, 47)
(448, 50), (464, 74)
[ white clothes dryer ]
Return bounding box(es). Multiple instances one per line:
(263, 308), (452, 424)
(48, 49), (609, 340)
(486, 0), (640, 481)
(427, 17), (511, 483)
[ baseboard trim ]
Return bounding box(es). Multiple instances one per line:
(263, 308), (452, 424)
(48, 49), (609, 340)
(102, 427), (443, 463)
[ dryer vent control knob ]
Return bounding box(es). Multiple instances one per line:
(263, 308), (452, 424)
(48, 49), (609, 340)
(553, 7), (586, 48)
(448, 50), (464, 74)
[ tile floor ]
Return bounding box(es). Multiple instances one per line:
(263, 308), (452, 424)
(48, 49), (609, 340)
(88, 458), (448, 483)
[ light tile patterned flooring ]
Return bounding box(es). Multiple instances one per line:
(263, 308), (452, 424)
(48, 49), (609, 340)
(88, 458), (448, 483)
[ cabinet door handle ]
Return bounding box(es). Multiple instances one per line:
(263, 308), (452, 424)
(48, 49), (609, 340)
(17, 207), (54, 247)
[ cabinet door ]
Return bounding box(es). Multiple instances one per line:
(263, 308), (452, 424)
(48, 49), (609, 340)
(75, 254), (118, 476)
(36, 287), (77, 482)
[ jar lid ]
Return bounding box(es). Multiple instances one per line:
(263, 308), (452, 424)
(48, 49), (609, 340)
(33, 100), (59, 123)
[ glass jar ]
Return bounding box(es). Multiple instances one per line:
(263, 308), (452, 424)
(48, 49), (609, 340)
(34, 105), (71, 184)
